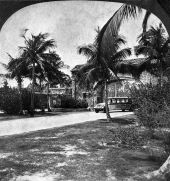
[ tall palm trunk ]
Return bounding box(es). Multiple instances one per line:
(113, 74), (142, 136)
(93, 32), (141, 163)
(30, 61), (35, 116)
(18, 78), (23, 115)
(39, 78), (44, 112)
(47, 82), (51, 112)
(104, 80), (111, 122)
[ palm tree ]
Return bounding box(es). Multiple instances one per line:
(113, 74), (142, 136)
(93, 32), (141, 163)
(134, 23), (170, 86)
(18, 32), (56, 116)
(78, 34), (131, 121)
(115, 24), (170, 85)
(42, 51), (70, 111)
(95, 4), (154, 79)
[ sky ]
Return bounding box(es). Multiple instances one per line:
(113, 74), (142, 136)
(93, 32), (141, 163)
(0, 1), (161, 87)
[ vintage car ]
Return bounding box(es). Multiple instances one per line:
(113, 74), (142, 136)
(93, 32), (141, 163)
(94, 97), (133, 113)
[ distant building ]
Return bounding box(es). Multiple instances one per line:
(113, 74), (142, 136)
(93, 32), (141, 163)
(71, 58), (161, 107)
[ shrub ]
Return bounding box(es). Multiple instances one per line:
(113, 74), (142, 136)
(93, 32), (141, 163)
(75, 99), (88, 108)
(154, 108), (170, 128)
(112, 126), (145, 149)
(61, 96), (88, 108)
(22, 89), (46, 111)
(22, 89), (31, 111)
(135, 100), (161, 129)
(130, 82), (170, 130)
(0, 88), (20, 115)
(130, 83), (167, 110)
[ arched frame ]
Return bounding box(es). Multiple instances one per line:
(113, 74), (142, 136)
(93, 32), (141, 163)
(0, 0), (170, 36)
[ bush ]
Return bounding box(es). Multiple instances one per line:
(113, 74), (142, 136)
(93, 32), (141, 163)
(0, 88), (20, 115)
(135, 100), (161, 129)
(112, 126), (145, 149)
(22, 89), (31, 111)
(22, 89), (47, 111)
(154, 108), (170, 128)
(130, 82), (170, 130)
(61, 96), (88, 108)
(130, 83), (167, 110)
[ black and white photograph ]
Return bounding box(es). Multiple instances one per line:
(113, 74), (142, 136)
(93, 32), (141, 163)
(0, 0), (170, 180)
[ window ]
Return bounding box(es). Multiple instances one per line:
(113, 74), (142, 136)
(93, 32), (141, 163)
(117, 99), (120, 103)
(122, 99), (125, 103)
(112, 99), (116, 103)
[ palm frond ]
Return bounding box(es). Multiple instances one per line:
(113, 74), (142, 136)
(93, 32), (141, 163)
(96, 4), (142, 60)
(37, 39), (55, 54)
(142, 11), (151, 33)
(85, 67), (100, 83)
(0, 62), (8, 70)
(77, 44), (97, 58)
(135, 45), (153, 56)
(0, 73), (11, 79)
(111, 48), (132, 62)
(78, 62), (95, 75)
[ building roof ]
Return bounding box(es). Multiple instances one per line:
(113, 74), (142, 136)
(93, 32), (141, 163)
(117, 58), (147, 66)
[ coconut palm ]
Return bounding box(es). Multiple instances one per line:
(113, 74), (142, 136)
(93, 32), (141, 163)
(134, 23), (170, 85)
(77, 34), (131, 121)
(96, 4), (169, 83)
(28, 49), (69, 112)
(18, 32), (56, 116)
(42, 52), (70, 111)
(96, 4), (150, 59)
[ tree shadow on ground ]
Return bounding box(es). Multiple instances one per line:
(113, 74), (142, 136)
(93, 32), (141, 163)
(99, 117), (136, 125)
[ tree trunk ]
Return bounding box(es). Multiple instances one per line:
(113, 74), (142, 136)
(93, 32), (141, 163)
(47, 82), (51, 112)
(144, 155), (170, 180)
(18, 78), (23, 115)
(39, 79), (45, 112)
(104, 80), (111, 122)
(30, 62), (35, 117)
(74, 79), (77, 100)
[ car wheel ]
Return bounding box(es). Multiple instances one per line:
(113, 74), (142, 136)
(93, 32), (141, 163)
(95, 110), (99, 113)
(122, 109), (125, 112)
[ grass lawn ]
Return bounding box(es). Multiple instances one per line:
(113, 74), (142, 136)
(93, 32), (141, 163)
(0, 115), (164, 181)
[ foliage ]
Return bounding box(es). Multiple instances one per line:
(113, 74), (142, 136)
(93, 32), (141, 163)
(0, 86), (48, 115)
(154, 108), (170, 128)
(0, 87), (20, 115)
(22, 89), (47, 112)
(134, 23), (170, 79)
(77, 29), (131, 121)
(96, 3), (152, 68)
(10, 31), (67, 115)
(130, 82), (170, 129)
(61, 96), (88, 109)
(112, 126), (145, 149)
(116, 24), (170, 80)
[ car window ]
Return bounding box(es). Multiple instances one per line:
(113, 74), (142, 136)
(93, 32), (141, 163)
(108, 99), (112, 104)
(122, 99), (125, 103)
